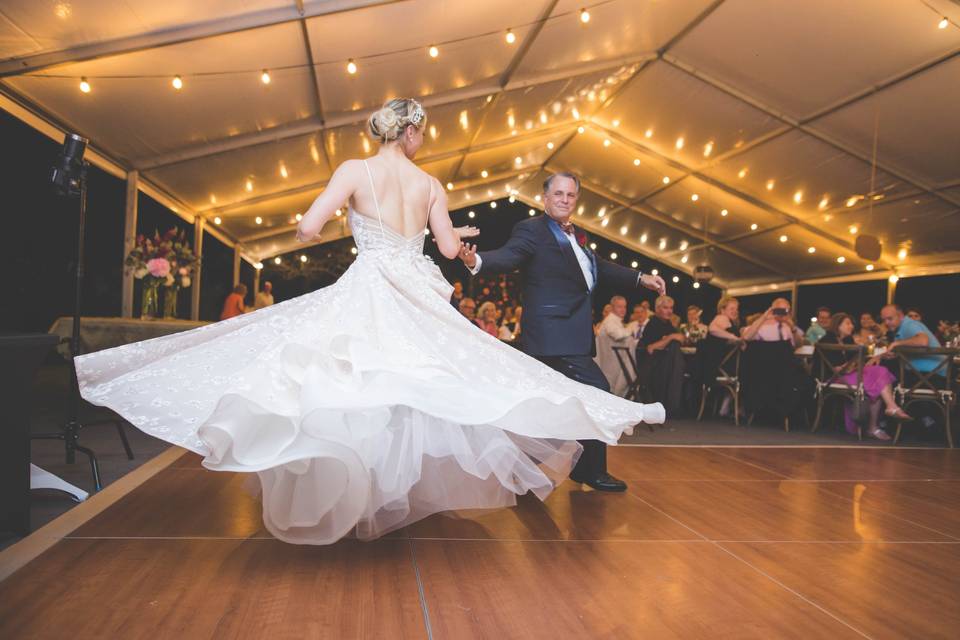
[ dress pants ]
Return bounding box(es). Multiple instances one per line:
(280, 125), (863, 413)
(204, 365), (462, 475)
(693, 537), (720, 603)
(535, 355), (610, 480)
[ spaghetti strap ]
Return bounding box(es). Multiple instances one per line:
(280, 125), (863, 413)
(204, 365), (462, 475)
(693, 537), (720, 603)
(362, 160), (385, 235)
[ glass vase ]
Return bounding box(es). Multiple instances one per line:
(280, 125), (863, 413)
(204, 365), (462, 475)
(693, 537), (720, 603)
(163, 285), (179, 319)
(140, 281), (159, 319)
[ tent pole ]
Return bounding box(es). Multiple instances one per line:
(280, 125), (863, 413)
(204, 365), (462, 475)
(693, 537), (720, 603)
(191, 217), (204, 321)
(121, 170), (138, 318)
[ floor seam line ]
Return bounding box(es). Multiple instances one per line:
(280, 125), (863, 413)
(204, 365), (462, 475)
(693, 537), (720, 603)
(406, 537), (434, 640)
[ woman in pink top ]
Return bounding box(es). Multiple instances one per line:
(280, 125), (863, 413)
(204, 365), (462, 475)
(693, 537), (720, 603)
(475, 301), (499, 337)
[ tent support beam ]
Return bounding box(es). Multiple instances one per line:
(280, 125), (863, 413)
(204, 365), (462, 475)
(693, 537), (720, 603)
(121, 171), (138, 318)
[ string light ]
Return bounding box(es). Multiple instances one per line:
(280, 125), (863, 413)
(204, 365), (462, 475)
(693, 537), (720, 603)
(600, 218), (609, 227)
(255, 216), (263, 225)
(515, 156), (523, 165)
(703, 141), (714, 157)
(836, 256), (846, 263)
(261, 69), (271, 84)
(480, 170), (488, 178)
(274, 257), (282, 265)
(245, 179), (253, 192)
(446, 182), (454, 190)
(640, 233), (648, 243)
(213, 216), (222, 225)
(468, 210), (476, 219)
(662, 176), (670, 184)
(766, 180), (775, 191)
(672, 275), (680, 283)
(300, 255), (307, 263)
(529, 209), (536, 216)
(346, 59), (357, 74)
(849, 225), (858, 234)
(750, 223), (758, 230)
(490, 201), (497, 209)
(681, 255), (689, 263)
(898, 248), (908, 260)
(279, 164), (288, 179)
(505, 29), (516, 44)
(651, 269), (658, 276)
(691, 194), (699, 202)
(547, 141), (555, 150)
(807, 246), (816, 253)
(738, 168), (748, 179)
(590, 242), (597, 250)
(939, 17), (949, 29)
(720, 209), (728, 216)
(79, 77), (91, 93)
(693, 282), (701, 289)
(428, 45), (439, 58)
(675, 137), (685, 150)
(579, 8), (591, 23)
(351, 247), (358, 255)
(793, 191), (803, 204)
(172, 75), (183, 90)
(819, 197), (830, 210)
(612, 119), (620, 127)
(603, 139), (611, 147)
(610, 252), (618, 260)
(889, 274), (899, 283)
(846, 196), (859, 207)
(779, 234), (788, 243)
(644, 128), (653, 138)
(295, 213), (303, 221)
(633, 158), (641, 166)
(577, 126), (585, 134)
(866, 264), (874, 271)
(631, 261), (639, 268)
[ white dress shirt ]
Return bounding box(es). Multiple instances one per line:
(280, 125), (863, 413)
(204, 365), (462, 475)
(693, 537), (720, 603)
(468, 226), (594, 289)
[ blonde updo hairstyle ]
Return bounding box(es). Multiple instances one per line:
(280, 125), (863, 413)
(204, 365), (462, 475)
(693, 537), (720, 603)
(368, 98), (427, 143)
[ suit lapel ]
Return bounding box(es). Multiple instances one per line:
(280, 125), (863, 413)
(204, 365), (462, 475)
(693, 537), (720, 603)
(543, 216), (590, 291)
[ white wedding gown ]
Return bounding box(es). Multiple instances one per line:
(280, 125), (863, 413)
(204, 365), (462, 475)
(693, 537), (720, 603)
(75, 180), (665, 545)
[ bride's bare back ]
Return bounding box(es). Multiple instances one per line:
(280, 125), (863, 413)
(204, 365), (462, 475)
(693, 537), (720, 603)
(296, 149), (460, 258)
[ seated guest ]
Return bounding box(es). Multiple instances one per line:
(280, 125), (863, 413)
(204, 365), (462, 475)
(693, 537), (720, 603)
(595, 296), (638, 396)
(702, 296), (744, 417)
(594, 303), (613, 336)
(856, 312), (884, 345)
(475, 301), (499, 337)
(879, 304), (945, 383)
(637, 295), (686, 412)
(450, 280), (465, 309)
(220, 283), (247, 320)
(499, 306), (520, 341)
(906, 307), (923, 322)
(680, 305), (708, 344)
(629, 304), (649, 338)
(805, 306), (832, 344)
(937, 319), (959, 345)
(742, 297), (804, 347)
(458, 296), (477, 321)
(708, 296), (742, 343)
(820, 313), (911, 440)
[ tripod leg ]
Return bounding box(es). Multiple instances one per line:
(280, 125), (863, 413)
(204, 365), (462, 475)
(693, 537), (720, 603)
(73, 444), (102, 492)
(115, 422), (135, 460)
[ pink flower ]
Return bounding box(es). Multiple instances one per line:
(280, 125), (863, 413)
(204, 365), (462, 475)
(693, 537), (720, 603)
(147, 258), (171, 278)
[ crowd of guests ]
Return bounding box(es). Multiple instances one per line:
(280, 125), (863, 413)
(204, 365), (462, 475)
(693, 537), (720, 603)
(594, 292), (958, 443)
(451, 275), (524, 342)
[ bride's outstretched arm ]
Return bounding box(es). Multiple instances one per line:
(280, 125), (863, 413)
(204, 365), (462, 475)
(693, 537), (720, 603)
(427, 178), (461, 259)
(296, 161), (357, 242)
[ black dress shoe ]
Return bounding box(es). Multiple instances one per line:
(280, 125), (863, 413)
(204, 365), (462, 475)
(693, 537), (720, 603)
(571, 472), (627, 492)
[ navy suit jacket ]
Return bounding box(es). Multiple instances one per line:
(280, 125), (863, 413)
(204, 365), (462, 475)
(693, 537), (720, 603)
(477, 215), (640, 357)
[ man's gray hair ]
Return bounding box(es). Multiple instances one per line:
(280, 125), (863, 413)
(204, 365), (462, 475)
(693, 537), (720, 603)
(543, 172), (580, 194)
(610, 295), (627, 305)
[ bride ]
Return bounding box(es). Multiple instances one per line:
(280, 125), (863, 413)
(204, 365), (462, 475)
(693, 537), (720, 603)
(75, 98), (664, 545)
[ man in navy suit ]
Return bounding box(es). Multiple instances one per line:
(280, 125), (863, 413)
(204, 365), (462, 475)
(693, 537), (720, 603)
(458, 172), (665, 491)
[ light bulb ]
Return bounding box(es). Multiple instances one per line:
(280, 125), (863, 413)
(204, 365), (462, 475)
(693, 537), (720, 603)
(255, 216), (263, 225)
(939, 17), (949, 29)
(245, 179), (253, 192)
(428, 45), (439, 58)
(346, 59), (357, 74)
(897, 248), (908, 260)
(836, 256), (846, 263)
(703, 141), (714, 157)
(610, 252), (617, 260)
(603, 139), (611, 147)
(640, 234), (648, 243)
(261, 70), (271, 84)
(601, 218), (609, 227)
(779, 234), (788, 243)
(274, 257), (282, 265)
(793, 191), (803, 204)
(529, 209), (536, 216)
(693, 282), (701, 289)
(612, 119), (620, 127)
(849, 225), (858, 234)
(631, 261), (638, 268)
(300, 255), (307, 263)
(866, 264), (874, 271)
(351, 247), (358, 255)
(633, 158), (641, 166)
(547, 141), (555, 150)
(681, 255), (688, 264)
(577, 126), (585, 134)
(675, 137), (684, 150)
(644, 128), (653, 138)
(172, 75), (183, 90)
(505, 29), (516, 44)
(620, 226), (628, 235)
(818, 197), (830, 210)
(446, 182), (453, 191)
(738, 168), (748, 179)
(662, 176), (670, 184)
(750, 223), (758, 230)
(280, 164), (288, 179)
(514, 156), (522, 165)
(490, 202), (497, 209)
(651, 269), (659, 276)
(889, 274), (899, 283)
(480, 170), (488, 178)
(468, 211), (475, 219)
(580, 8), (591, 23)
(846, 196), (859, 207)
(766, 180), (775, 191)
(807, 246), (816, 254)
(295, 213), (303, 221)
(672, 275), (680, 283)
(255, 262), (263, 270)
(720, 209), (728, 216)
(79, 77), (91, 93)
(691, 194), (699, 202)
(213, 216), (222, 225)
(589, 243), (597, 250)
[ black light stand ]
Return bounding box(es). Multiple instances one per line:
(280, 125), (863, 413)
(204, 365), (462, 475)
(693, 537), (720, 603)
(31, 134), (134, 493)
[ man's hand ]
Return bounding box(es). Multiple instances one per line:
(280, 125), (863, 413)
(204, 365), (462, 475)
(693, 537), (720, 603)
(454, 226), (480, 239)
(458, 242), (478, 268)
(640, 273), (666, 295)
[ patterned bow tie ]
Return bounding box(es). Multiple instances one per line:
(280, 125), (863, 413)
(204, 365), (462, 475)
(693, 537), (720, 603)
(559, 220), (575, 235)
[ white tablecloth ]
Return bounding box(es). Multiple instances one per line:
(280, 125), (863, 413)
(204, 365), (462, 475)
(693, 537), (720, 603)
(48, 316), (209, 356)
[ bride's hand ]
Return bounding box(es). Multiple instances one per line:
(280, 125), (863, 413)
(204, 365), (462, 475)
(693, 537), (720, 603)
(454, 225), (480, 239)
(458, 242), (478, 268)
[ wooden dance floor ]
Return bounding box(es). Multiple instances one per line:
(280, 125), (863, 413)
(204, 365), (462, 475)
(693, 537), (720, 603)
(1, 445), (958, 639)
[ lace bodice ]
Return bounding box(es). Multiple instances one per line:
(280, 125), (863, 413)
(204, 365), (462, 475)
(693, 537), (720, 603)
(348, 159), (427, 259)
(348, 210), (425, 258)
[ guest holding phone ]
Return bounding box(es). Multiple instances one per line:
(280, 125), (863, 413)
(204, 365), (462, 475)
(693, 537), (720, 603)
(742, 298), (804, 347)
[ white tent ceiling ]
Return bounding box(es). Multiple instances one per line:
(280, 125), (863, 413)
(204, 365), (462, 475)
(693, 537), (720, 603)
(1, 0), (958, 288)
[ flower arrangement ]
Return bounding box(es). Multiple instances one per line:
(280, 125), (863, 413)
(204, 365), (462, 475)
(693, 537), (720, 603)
(125, 228), (199, 318)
